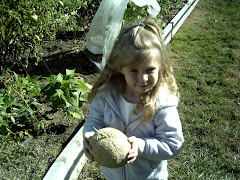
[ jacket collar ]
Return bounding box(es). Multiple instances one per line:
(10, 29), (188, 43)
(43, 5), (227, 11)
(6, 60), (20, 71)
(104, 88), (123, 120)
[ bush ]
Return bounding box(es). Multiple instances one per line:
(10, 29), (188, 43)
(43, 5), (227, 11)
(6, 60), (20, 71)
(0, 0), (99, 72)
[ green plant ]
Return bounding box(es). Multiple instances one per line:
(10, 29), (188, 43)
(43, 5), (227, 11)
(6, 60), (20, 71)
(123, 0), (186, 28)
(0, 0), (91, 72)
(0, 69), (90, 141)
(0, 0), (53, 71)
(0, 71), (41, 141)
(123, 3), (149, 25)
(41, 69), (89, 120)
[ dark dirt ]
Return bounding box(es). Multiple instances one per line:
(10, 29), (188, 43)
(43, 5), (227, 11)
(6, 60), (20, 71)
(30, 32), (99, 77)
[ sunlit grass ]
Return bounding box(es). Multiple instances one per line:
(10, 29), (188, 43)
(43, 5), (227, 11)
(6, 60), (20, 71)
(168, 0), (240, 179)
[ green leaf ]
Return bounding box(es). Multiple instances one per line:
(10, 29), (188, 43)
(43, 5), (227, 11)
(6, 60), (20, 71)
(6, 127), (13, 134)
(1, 26), (6, 41)
(62, 80), (70, 84)
(15, 16), (21, 25)
(66, 69), (75, 78)
(19, 131), (24, 139)
(31, 101), (41, 107)
(13, 72), (19, 81)
(56, 74), (63, 83)
(52, 99), (65, 110)
(71, 112), (83, 119)
(0, 117), (9, 127)
(66, 113), (75, 120)
(54, 89), (64, 98)
(65, 100), (72, 108)
(30, 75), (40, 81)
(9, 39), (14, 45)
(80, 92), (88, 102)
(13, 102), (25, 110)
(69, 96), (78, 105)
(72, 80), (89, 92)
(3, 95), (15, 106)
(16, 124), (25, 127)
(25, 108), (36, 120)
(68, 79), (78, 85)
(10, 116), (15, 124)
(1, 110), (10, 118)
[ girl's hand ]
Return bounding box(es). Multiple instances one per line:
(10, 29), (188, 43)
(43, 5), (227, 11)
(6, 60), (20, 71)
(127, 136), (139, 164)
(83, 131), (95, 161)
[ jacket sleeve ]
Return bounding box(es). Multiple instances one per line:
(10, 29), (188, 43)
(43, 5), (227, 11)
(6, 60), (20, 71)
(83, 93), (106, 135)
(137, 107), (184, 160)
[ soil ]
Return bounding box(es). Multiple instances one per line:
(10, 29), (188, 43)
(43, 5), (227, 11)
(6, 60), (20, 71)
(0, 1), (188, 179)
(30, 31), (99, 77)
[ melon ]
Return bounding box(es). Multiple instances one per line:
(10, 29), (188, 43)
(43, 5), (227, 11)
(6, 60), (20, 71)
(89, 127), (131, 168)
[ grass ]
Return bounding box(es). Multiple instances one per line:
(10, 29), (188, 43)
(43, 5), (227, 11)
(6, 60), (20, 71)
(80, 0), (240, 179)
(80, 161), (107, 180)
(168, 0), (240, 179)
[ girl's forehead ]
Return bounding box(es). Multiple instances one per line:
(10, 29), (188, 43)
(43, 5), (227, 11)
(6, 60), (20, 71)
(124, 57), (159, 69)
(127, 49), (160, 66)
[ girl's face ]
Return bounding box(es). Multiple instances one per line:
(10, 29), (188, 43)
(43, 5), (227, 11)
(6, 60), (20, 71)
(121, 56), (160, 100)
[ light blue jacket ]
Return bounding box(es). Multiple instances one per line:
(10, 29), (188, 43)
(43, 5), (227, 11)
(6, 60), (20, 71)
(83, 88), (184, 180)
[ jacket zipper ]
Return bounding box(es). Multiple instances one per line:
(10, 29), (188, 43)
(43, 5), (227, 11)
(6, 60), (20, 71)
(123, 118), (139, 135)
(105, 97), (141, 180)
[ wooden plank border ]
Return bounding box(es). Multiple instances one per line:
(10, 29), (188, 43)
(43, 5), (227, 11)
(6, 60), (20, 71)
(163, 0), (200, 45)
(43, 126), (87, 180)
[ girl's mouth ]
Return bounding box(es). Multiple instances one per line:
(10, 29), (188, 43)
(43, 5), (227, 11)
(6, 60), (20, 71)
(139, 85), (148, 88)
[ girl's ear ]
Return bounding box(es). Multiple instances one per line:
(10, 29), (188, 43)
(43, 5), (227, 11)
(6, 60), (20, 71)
(119, 68), (123, 74)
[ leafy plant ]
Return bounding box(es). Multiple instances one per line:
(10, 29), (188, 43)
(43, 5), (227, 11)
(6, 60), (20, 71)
(41, 69), (90, 120)
(0, 0), (51, 71)
(0, 0), (90, 72)
(0, 69), (90, 141)
(0, 71), (42, 141)
(123, 0), (186, 28)
(123, 3), (149, 25)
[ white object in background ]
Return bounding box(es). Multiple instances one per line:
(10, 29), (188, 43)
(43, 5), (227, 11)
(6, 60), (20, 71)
(86, 0), (160, 70)
(131, 0), (160, 18)
(86, 0), (129, 70)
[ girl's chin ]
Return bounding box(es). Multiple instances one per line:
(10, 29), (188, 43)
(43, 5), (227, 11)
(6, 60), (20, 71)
(136, 87), (150, 94)
(126, 85), (151, 95)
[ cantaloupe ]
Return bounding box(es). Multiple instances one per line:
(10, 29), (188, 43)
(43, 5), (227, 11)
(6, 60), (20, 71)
(89, 127), (131, 168)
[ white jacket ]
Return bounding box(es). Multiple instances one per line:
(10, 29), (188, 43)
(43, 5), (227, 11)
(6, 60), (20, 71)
(83, 88), (184, 180)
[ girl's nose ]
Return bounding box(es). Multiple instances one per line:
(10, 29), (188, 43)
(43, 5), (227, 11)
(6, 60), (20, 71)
(139, 73), (148, 83)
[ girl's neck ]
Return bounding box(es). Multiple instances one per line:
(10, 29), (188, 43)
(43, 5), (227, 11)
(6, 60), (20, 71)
(122, 87), (142, 104)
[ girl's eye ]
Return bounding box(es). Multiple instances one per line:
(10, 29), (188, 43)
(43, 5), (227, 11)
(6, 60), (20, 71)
(130, 69), (138, 73)
(146, 67), (156, 73)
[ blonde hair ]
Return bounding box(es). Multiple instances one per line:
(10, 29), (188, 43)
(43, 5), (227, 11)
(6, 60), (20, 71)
(88, 18), (178, 121)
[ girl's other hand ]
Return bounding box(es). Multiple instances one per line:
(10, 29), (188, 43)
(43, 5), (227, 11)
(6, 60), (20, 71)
(127, 136), (139, 164)
(83, 131), (95, 161)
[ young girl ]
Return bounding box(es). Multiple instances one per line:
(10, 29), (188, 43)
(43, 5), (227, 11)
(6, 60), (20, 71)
(83, 18), (184, 180)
